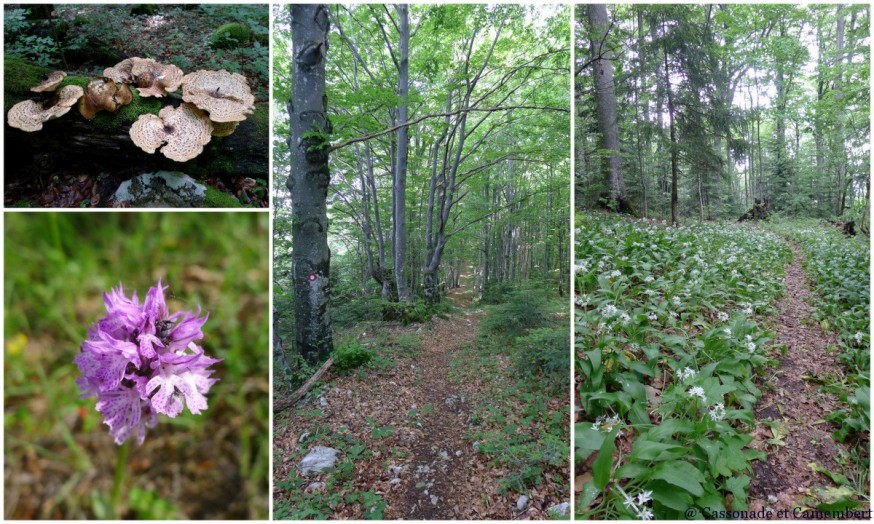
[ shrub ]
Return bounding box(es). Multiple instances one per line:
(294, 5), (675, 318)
(210, 23), (253, 49)
(482, 285), (560, 338)
(332, 341), (373, 372)
(514, 327), (570, 387)
(333, 296), (381, 329)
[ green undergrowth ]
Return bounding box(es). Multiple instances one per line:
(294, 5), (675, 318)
(203, 186), (245, 208)
(575, 213), (791, 519)
(451, 283), (570, 497)
(273, 426), (386, 520)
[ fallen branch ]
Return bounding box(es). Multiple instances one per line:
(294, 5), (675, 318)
(275, 357), (334, 413)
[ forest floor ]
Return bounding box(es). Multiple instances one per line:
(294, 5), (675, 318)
(748, 240), (868, 514)
(274, 286), (568, 520)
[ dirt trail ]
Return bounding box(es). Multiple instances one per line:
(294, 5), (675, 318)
(748, 241), (856, 512)
(276, 285), (527, 519)
(392, 289), (483, 518)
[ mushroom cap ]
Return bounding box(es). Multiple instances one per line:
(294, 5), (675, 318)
(211, 120), (239, 137)
(104, 58), (135, 83)
(31, 71), (67, 92)
(8, 85), (84, 132)
(114, 83), (133, 106)
(129, 58), (184, 97)
(79, 78), (121, 120)
(182, 69), (254, 122)
(129, 102), (214, 162)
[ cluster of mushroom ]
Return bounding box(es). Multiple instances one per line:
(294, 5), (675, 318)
(7, 57), (255, 162)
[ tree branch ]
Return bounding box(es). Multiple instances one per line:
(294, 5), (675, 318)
(329, 105), (568, 152)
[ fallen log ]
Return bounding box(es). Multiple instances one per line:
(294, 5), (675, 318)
(4, 57), (268, 205)
(274, 357), (335, 414)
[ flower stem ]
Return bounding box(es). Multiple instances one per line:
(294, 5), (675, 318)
(110, 441), (130, 519)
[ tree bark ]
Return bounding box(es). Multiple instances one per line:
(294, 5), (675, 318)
(288, 4), (333, 364)
(393, 4), (411, 301)
(662, 16), (680, 226)
(587, 4), (629, 213)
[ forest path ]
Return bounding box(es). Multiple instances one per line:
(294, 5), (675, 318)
(390, 286), (485, 519)
(277, 284), (529, 519)
(747, 241), (857, 513)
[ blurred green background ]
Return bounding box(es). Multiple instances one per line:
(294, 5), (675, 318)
(4, 212), (269, 519)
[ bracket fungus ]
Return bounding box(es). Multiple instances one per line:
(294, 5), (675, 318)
(129, 102), (214, 162)
(31, 71), (67, 92)
(78, 78), (132, 120)
(8, 85), (84, 132)
(182, 70), (255, 123)
(104, 58), (184, 98)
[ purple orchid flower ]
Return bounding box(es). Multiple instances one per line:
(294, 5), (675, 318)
(76, 280), (221, 445)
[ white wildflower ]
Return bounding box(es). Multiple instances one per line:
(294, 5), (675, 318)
(723, 328), (732, 337)
(709, 403), (726, 422)
(677, 367), (697, 382)
(602, 304), (618, 318)
(747, 342), (756, 353)
(637, 508), (654, 521)
(636, 491), (653, 505)
(853, 332), (864, 344)
(620, 312), (631, 323)
(672, 296), (682, 306)
(644, 275), (655, 283)
(688, 386), (706, 401)
(647, 312), (658, 322)
(608, 270), (622, 279)
(717, 312), (729, 322)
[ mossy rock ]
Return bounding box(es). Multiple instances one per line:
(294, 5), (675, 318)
(204, 186), (245, 208)
(210, 23), (253, 49)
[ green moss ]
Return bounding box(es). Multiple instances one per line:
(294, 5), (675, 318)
(4, 56), (52, 94)
(10, 199), (36, 208)
(210, 23), (253, 49)
(204, 186), (245, 208)
(250, 103), (269, 137)
(57, 75), (91, 90)
(89, 90), (163, 132)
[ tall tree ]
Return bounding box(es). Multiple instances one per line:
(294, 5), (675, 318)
(394, 4), (412, 301)
(288, 4), (333, 364)
(586, 4), (631, 213)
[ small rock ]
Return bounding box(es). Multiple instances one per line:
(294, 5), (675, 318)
(472, 441), (481, 452)
(319, 396), (328, 407)
(390, 478), (402, 486)
(304, 481), (325, 493)
(298, 431), (310, 444)
(430, 494), (439, 506)
(113, 171), (206, 207)
(438, 450), (450, 460)
(547, 502), (569, 517)
(455, 450), (462, 457)
(517, 495), (529, 510)
(298, 446), (339, 476)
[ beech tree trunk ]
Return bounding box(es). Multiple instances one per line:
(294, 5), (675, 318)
(587, 4), (629, 213)
(288, 4), (333, 364)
